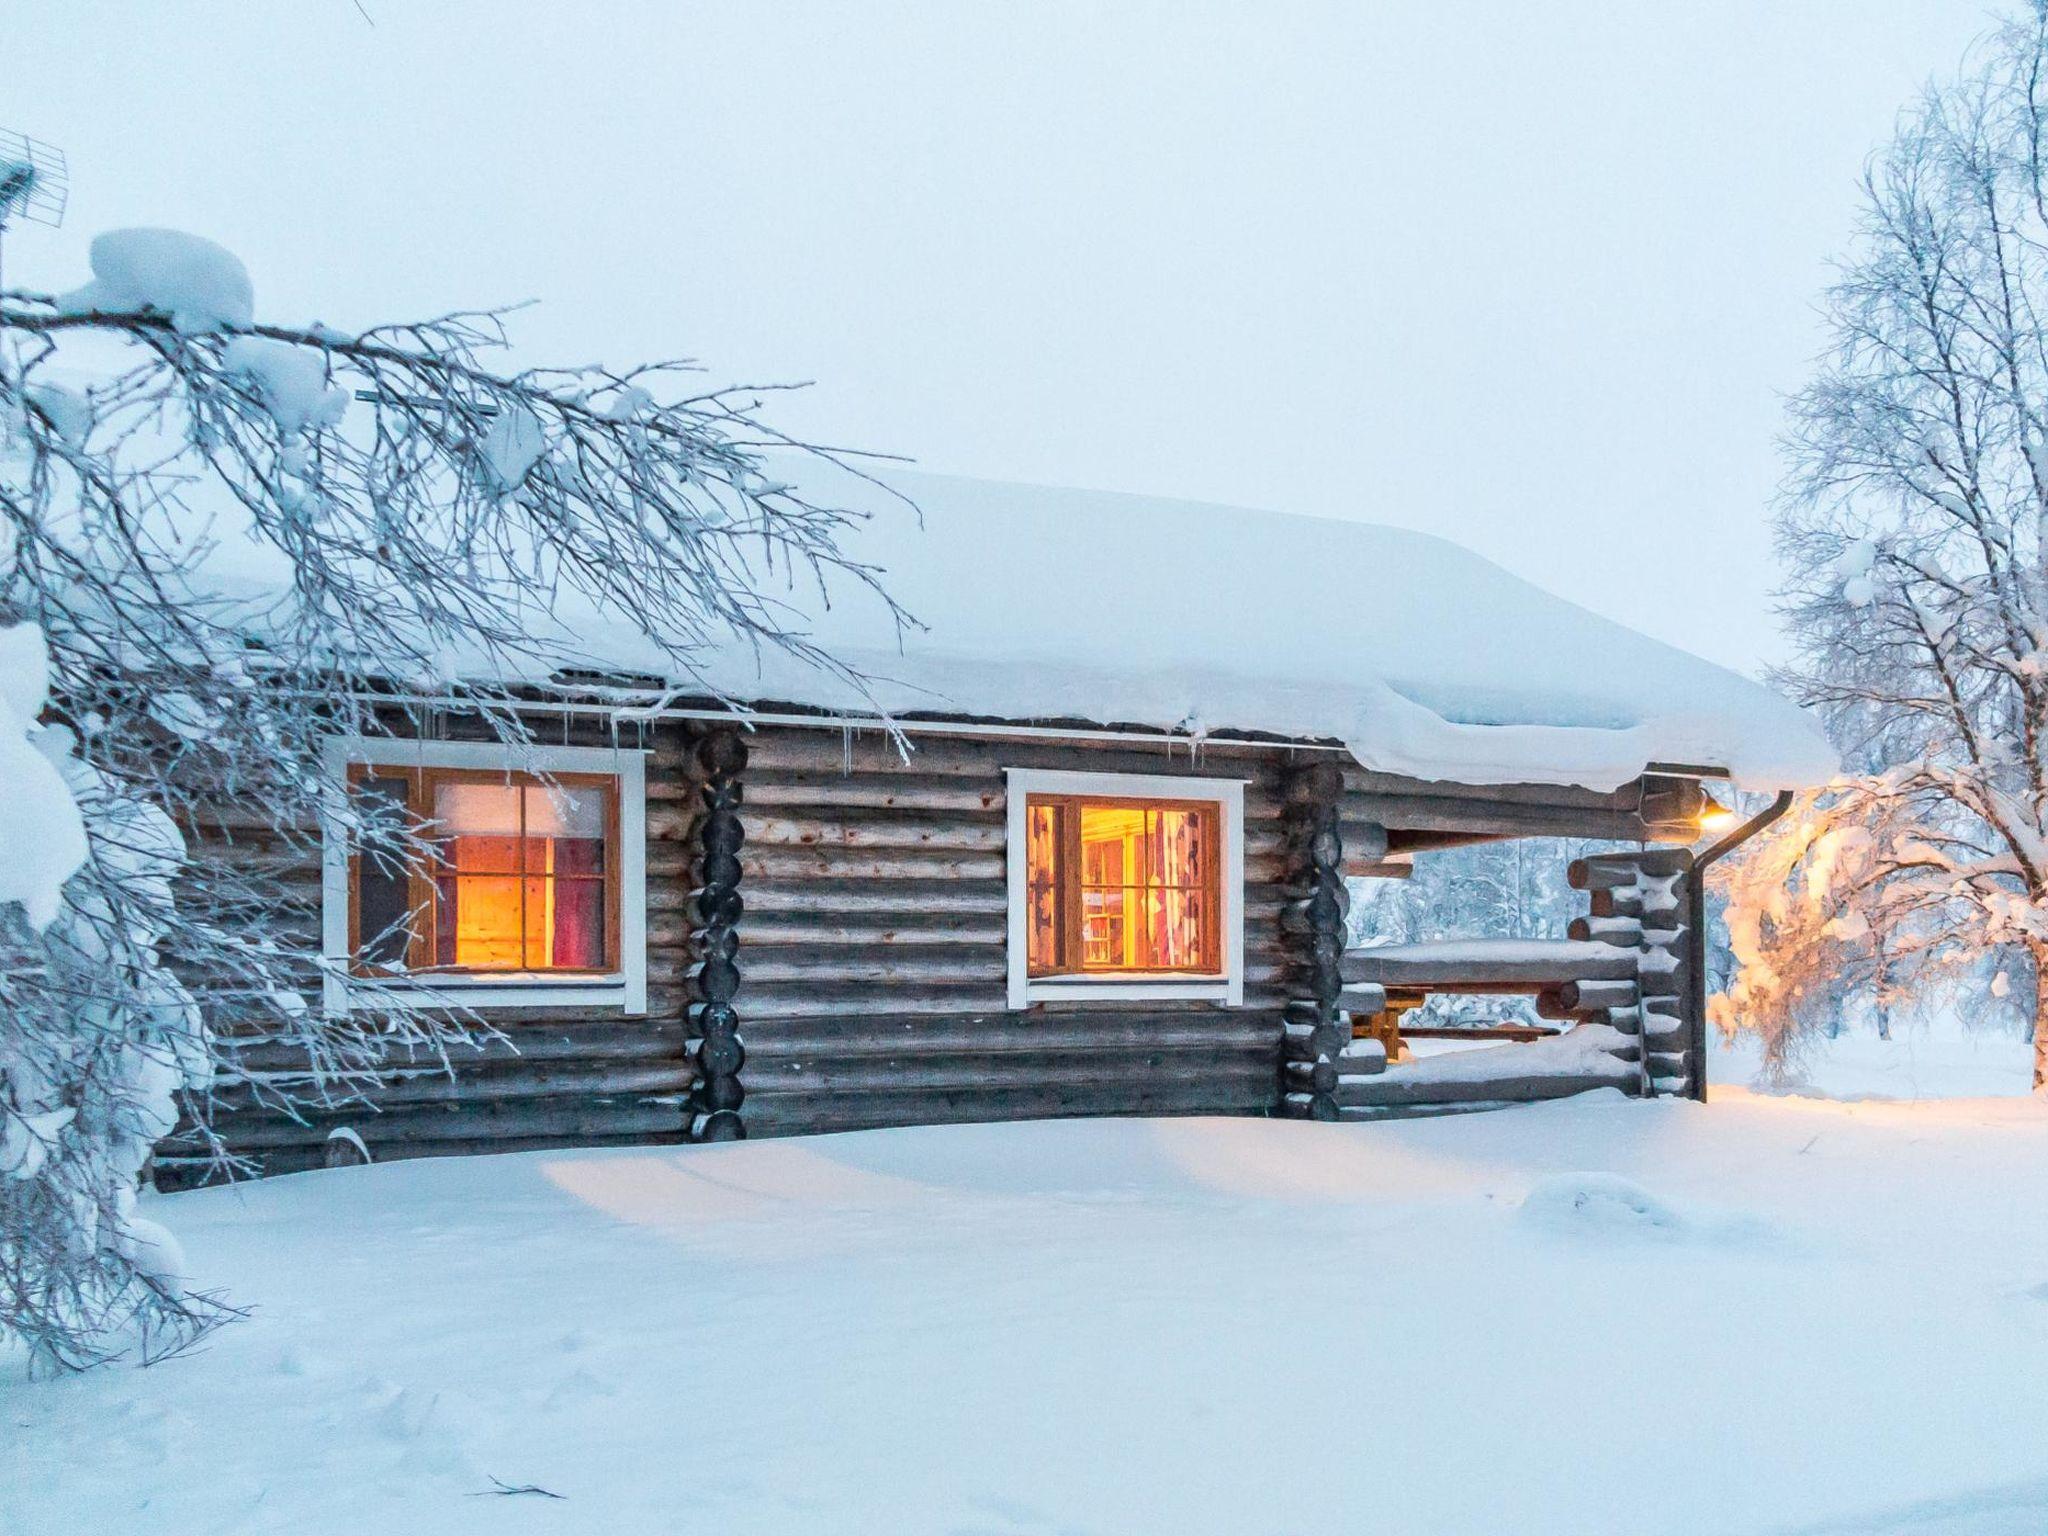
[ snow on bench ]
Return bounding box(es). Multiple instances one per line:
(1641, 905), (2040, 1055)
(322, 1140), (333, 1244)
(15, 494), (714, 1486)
(1337, 1023), (1637, 1111)
(1342, 937), (1639, 992)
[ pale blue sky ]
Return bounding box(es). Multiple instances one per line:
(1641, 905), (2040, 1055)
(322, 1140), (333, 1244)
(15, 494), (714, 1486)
(7, 2), (1996, 674)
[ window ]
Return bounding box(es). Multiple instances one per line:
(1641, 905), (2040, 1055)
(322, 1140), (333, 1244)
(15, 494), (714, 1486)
(1025, 798), (1221, 975)
(322, 739), (647, 1014)
(1005, 768), (1244, 1007)
(350, 768), (616, 975)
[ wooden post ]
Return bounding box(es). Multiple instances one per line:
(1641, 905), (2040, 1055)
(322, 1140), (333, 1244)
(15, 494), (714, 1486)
(1278, 761), (1353, 1121)
(1565, 845), (1695, 1097)
(689, 725), (749, 1141)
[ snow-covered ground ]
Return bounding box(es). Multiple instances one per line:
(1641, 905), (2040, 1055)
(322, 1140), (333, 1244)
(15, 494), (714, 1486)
(1710, 1022), (2036, 1102)
(5, 1032), (2047, 1536)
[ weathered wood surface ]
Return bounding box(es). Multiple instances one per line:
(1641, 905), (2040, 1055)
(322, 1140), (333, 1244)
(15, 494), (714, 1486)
(173, 709), (1707, 1176)
(1343, 943), (1638, 989)
(1333, 1065), (1631, 1109)
(1395, 1023), (1561, 1043)
(686, 725), (749, 1140)
(727, 725), (1295, 1135)
(739, 1075), (1272, 1138)
(166, 717), (697, 1183)
(1274, 762), (1358, 1121)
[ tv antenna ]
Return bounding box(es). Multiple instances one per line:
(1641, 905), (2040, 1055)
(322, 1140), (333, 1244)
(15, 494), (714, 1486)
(0, 128), (68, 301)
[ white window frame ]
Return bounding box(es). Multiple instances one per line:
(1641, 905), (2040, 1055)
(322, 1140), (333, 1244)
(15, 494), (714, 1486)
(1004, 767), (1245, 1009)
(320, 736), (649, 1017)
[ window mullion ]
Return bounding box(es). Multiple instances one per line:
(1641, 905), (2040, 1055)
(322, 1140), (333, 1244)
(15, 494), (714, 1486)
(409, 768), (431, 971)
(1060, 800), (1082, 975)
(517, 778), (530, 972)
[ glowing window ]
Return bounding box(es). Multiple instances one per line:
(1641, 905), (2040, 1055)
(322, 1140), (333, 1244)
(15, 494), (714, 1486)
(1024, 795), (1222, 977)
(349, 767), (618, 975)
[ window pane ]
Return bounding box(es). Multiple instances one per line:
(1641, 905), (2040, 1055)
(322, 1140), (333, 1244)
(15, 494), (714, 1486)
(1026, 801), (1065, 972)
(433, 781), (523, 837)
(440, 873), (527, 969)
(1024, 796), (1223, 977)
(522, 783), (605, 840)
(1151, 889), (1209, 970)
(1081, 886), (1129, 968)
(550, 877), (606, 968)
(419, 776), (615, 970)
(354, 774), (414, 968)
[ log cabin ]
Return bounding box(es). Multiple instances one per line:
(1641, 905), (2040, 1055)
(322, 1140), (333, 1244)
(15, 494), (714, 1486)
(160, 468), (1836, 1183)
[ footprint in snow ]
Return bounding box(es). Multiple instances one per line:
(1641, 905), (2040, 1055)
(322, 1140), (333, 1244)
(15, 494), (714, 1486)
(1518, 1172), (1690, 1238)
(543, 1368), (619, 1412)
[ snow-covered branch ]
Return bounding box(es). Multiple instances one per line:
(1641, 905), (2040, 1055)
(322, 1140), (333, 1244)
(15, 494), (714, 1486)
(0, 227), (909, 1366)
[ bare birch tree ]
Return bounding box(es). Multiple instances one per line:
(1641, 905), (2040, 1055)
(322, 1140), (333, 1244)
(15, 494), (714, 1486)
(1762, 4), (2048, 1089)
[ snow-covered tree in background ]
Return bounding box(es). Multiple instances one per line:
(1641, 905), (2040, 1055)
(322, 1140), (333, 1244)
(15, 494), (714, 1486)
(1755, 4), (2048, 1090)
(1350, 838), (1612, 1028)
(0, 227), (905, 1366)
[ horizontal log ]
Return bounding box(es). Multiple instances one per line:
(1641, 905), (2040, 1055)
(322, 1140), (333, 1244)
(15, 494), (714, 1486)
(183, 840), (319, 876)
(190, 1097), (685, 1151)
(738, 982), (1012, 1019)
(1334, 1066), (1632, 1108)
(1395, 1024), (1562, 1042)
(1566, 915), (1644, 947)
(1641, 1017), (1689, 1052)
(1554, 979), (1638, 1012)
(731, 913), (1007, 947)
(1334, 1097), (1527, 1122)
(1588, 887), (1681, 922)
(222, 1022), (690, 1073)
(741, 846), (1008, 882)
(741, 877), (1011, 915)
(740, 769), (1007, 813)
(1356, 794), (1670, 844)
(744, 1044), (1277, 1096)
(733, 945), (1007, 987)
(209, 1060), (693, 1113)
(745, 1009), (1280, 1056)
(181, 801), (323, 836)
(1535, 986), (1593, 1023)
(1343, 944), (1638, 990)
(1340, 821), (1391, 863)
(1567, 849), (1693, 890)
(736, 1074), (1275, 1137)
(1347, 857), (1413, 880)
(1338, 982), (1387, 1015)
(1282, 1021), (1351, 1062)
(728, 727), (1287, 783)
(736, 808), (1005, 851)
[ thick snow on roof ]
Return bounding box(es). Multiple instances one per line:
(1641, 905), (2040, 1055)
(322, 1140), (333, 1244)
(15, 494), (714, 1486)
(668, 465), (1836, 792)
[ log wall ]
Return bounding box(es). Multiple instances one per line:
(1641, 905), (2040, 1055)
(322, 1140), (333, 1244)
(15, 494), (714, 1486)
(714, 726), (1295, 1137)
(156, 716), (699, 1186)
(160, 709), (1705, 1182)
(1566, 846), (1698, 1096)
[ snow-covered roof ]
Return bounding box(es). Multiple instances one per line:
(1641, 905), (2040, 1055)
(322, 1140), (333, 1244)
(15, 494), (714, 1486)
(656, 465), (1836, 793)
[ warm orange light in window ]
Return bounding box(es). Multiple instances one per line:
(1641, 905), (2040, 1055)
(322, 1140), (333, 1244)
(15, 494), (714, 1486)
(351, 769), (617, 976)
(1026, 795), (1220, 977)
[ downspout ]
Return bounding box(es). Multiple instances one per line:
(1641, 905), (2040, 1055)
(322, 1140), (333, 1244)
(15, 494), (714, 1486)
(1683, 789), (1795, 1102)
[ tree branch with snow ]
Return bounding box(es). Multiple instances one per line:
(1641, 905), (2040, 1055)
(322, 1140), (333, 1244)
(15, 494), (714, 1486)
(1744, 4), (2048, 1089)
(0, 226), (911, 1366)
